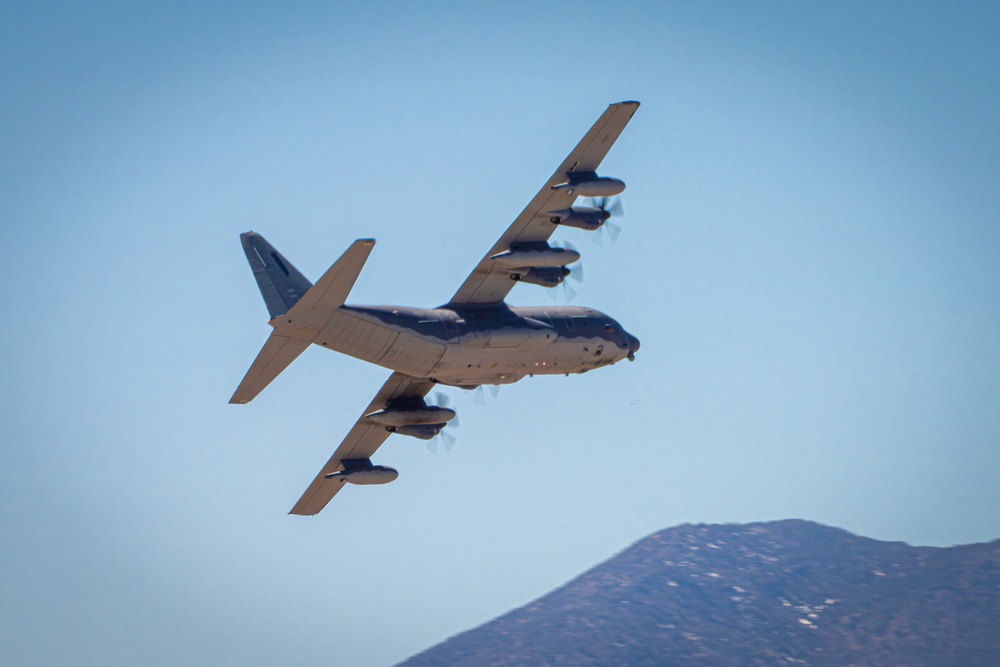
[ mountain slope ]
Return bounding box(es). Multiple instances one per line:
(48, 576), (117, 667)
(398, 520), (1000, 666)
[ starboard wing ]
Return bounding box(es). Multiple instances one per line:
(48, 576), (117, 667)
(448, 101), (640, 306)
(289, 372), (436, 515)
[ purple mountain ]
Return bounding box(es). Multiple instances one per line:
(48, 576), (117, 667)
(398, 520), (1000, 666)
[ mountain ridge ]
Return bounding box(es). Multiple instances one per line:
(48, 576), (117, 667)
(398, 520), (1000, 666)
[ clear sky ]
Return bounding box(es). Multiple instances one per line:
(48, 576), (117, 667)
(2, 2), (999, 665)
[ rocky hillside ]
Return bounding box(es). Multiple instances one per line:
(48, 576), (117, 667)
(398, 520), (1000, 666)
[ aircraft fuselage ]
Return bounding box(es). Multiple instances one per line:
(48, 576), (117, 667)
(270, 303), (640, 389)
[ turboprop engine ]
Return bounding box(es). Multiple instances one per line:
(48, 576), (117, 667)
(509, 266), (570, 287)
(385, 423), (444, 440)
(366, 405), (456, 440)
(546, 206), (608, 231)
(491, 243), (578, 288)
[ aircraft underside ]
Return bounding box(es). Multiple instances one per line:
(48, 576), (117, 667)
(307, 305), (638, 388)
(230, 101), (642, 514)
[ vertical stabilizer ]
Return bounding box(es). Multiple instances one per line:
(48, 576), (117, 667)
(241, 232), (313, 318)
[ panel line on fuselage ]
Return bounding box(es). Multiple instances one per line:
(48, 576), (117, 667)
(315, 303), (633, 386)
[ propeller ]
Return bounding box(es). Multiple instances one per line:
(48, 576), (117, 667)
(588, 196), (624, 245)
(427, 429), (456, 454)
(427, 391), (459, 454)
(473, 384), (501, 406)
(548, 241), (584, 303)
(547, 276), (578, 303)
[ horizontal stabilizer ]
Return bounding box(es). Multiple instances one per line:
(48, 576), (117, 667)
(230, 334), (310, 404)
(230, 237), (376, 405)
(241, 232), (313, 318)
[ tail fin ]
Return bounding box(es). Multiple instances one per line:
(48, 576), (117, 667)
(230, 237), (377, 404)
(240, 232), (312, 318)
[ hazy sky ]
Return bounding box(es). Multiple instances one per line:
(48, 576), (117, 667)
(3, 2), (999, 665)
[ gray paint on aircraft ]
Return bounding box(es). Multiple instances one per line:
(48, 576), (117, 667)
(239, 232), (312, 318)
(231, 102), (643, 514)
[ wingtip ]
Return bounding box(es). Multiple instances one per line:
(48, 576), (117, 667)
(614, 100), (641, 107)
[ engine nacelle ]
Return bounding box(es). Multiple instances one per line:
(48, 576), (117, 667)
(490, 246), (580, 268)
(386, 423), (445, 440)
(367, 406), (457, 426)
(546, 206), (607, 231)
(509, 266), (570, 288)
(552, 176), (625, 197)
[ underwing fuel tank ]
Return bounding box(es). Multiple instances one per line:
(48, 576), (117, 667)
(552, 176), (625, 197)
(366, 406), (456, 426)
(490, 246), (580, 267)
(325, 462), (399, 485)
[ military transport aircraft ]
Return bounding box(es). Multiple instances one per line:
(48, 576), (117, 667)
(231, 101), (641, 515)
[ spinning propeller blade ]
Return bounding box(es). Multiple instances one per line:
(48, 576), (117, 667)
(587, 196), (625, 245)
(473, 384), (501, 406)
(548, 241), (583, 302)
(427, 391), (459, 453)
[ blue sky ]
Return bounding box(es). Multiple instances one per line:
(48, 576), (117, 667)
(3, 2), (999, 665)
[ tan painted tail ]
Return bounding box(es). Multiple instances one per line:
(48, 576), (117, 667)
(230, 238), (376, 404)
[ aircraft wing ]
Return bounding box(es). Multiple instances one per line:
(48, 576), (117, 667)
(448, 101), (640, 305)
(289, 372), (435, 515)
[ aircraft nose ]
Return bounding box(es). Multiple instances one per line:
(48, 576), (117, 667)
(626, 333), (640, 361)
